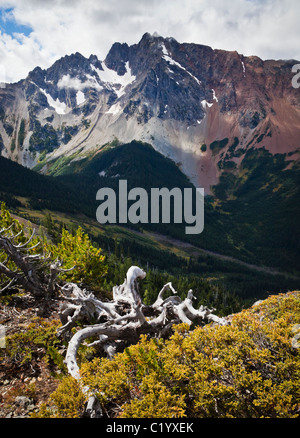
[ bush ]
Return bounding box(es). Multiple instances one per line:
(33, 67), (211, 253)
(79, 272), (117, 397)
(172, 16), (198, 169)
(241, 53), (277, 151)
(34, 377), (87, 418)
(49, 227), (107, 292)
(0, 203), (42, 288)
(2, 318), (65, 370)
(0, 204), (107, 295)
(40, 291), (300, 418)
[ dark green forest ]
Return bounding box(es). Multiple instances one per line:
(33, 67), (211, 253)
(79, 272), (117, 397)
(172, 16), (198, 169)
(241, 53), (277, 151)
(0, 140), (299, 309)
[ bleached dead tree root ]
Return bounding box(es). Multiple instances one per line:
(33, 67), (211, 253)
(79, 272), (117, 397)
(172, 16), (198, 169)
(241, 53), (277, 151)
(0, 224), (229, 417)
(0, 227), (76, 315)
(59, 266), (228, 417)
(0, 226), (228, 418)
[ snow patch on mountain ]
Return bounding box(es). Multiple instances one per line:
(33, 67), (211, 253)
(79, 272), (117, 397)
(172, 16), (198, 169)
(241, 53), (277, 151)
(76, 90), (85, 105)
(40, 88), (68, 115)
(106, 102), (122, 115)
(212, 89), (218, 102)
(161, 43), (201, 86)
(91, 61), (136, 98)
(161, 43), (169, 57)
(201, 100), (213, 110)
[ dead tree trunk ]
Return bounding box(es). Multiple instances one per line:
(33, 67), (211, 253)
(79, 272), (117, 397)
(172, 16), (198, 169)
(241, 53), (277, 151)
(59, 266), (227, 417)
(0, 226), (74, 305)
(1, 220), (228, 417)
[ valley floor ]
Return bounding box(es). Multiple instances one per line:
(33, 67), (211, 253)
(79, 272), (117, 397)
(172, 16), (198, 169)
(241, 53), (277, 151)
(145, 231), (300, 280)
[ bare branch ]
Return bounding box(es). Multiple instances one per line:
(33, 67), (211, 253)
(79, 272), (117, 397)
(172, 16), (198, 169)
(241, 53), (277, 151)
(15, 229), (36, 248)
(0, 233), (61, 300)
(0, 224), (14, 234)
(9, 230), (23, 240)
(62, 264), (228, 420)
(152, 281), (177, 310)
(58, 265), (76, 273)
(18, 241), (41, 252)
(0, 277), (16, 294)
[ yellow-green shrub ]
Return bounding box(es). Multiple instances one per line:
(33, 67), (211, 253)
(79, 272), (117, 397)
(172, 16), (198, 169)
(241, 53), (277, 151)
(33, 376), (87, 418)
(0, 204), (42, 287)
(48, 227), (107, 292)
(0, 204), (107, 294)
(38, 291), (300, 418)
(2, 318), (65, 370)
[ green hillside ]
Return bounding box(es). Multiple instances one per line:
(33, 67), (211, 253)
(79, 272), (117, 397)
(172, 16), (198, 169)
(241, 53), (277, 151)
(0, 155), (90, 215)
(56, 141), (300, 273)
(0, 141), (299, 303)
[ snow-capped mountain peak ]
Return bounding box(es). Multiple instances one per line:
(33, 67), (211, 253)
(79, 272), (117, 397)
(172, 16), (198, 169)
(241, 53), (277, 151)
(0, 34), (299, 193)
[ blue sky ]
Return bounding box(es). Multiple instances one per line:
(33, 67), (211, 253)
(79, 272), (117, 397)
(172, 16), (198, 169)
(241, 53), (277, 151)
(0, 7), (32, 37)
(0, 0), (299, 83)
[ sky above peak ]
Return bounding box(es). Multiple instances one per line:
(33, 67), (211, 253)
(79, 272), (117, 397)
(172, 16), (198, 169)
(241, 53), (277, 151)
(0, 0), (299, 83)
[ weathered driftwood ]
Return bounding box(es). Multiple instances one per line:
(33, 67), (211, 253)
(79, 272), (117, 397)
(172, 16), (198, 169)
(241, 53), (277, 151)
(60, 266), (227, 417)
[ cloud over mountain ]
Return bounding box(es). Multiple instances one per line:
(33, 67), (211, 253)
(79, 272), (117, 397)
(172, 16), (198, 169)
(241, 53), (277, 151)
(0, 0), (300, 83)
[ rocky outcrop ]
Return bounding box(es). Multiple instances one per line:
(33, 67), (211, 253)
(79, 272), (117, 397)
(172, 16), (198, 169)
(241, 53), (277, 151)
(0, 33), (299, 192)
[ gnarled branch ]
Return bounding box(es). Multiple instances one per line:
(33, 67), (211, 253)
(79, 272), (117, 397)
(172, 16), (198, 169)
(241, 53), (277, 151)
(0, 231), (68, 301)
(60, 266), (228, 417)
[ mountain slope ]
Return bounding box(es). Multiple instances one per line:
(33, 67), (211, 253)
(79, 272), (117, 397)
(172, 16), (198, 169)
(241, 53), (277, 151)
(0, 34), (299, 277)
(0, 33), (299, 193)
(0, 139), (193, 217)
(2, 138), (298, 274)
(0, 154), (95, 215)
(59, 141), (300, 272)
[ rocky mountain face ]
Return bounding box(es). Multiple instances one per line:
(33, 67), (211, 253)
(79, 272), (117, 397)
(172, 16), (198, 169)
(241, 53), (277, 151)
(0, 32), (299, 192)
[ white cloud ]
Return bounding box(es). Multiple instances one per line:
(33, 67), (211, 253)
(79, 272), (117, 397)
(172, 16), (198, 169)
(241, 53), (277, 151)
(57, 74), (103, 91)
(0, 0), (299, 83)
